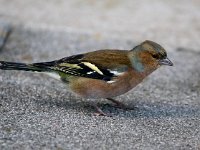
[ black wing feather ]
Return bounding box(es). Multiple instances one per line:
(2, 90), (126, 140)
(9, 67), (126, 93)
(52, 54), (116, 81)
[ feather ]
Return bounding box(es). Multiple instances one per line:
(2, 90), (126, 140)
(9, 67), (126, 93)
(48, 50), (130, 82)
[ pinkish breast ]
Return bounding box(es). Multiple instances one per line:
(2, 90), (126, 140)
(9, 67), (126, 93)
(69, 69), (154, 99)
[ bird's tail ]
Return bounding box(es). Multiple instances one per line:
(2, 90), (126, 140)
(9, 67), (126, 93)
(0, 61), (55, 72)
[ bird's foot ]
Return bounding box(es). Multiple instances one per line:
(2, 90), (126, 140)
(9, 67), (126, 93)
(106, 98), (134, 110)
(93, 104), (112, 117)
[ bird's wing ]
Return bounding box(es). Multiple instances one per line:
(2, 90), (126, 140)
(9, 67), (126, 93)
(51, 50), (130, 82)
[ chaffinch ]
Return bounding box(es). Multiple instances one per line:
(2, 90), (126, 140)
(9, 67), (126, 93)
(0, 40), (173, 116)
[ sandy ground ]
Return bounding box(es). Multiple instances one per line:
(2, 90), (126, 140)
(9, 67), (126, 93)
(0, 0), (200, 149)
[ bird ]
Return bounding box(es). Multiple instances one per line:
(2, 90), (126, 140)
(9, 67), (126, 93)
(0, 40), (173, 116)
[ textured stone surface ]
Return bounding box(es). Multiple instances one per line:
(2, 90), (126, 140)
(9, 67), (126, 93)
(0, 21), (12, 51)
(0, 0), (200, 149)
(0, 0), (200, 50)
(0, 25), (199, 150)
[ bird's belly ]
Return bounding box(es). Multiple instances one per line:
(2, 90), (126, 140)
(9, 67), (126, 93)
(69, 71), (146, 98)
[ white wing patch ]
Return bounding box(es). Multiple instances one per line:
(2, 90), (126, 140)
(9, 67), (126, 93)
(87, 71), (95, 75)
(107, 80), (116, 84)
(109, 70), (124, 76)
(106, 69), (125, 84)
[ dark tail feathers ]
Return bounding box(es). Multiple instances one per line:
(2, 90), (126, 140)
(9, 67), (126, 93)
(0, 61), (55, 72)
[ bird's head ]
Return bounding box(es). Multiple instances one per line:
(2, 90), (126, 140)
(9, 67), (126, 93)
(128, 40), (173, 72)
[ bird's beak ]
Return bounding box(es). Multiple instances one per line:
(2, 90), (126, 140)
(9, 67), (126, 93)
(159, 57), (173, 66)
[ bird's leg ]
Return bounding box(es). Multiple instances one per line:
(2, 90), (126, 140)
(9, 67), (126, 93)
(92, 104), (112, 117)
(106, 98), (134, 110)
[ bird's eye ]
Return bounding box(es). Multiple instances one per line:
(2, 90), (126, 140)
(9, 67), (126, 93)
(152, 54), (159, 59)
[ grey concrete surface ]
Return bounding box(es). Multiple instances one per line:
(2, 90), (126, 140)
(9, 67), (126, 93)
(0, 21), (12, 51)
(0, 0), (200, 150)
(0, 0), (200, 50)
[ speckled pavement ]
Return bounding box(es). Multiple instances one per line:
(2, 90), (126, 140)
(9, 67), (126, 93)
(0, 0), (200, 149)
(0, 21), (12, 51)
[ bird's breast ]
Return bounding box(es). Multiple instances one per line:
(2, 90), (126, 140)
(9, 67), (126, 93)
(68, 68), (154, 99)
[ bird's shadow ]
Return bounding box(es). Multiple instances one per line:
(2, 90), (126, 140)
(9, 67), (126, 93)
(34, 96), (200, 119)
